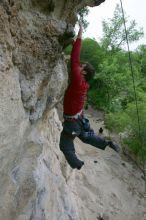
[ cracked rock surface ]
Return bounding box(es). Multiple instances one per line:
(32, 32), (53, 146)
(1, 1), (145, 220)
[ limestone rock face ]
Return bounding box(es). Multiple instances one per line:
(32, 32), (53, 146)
(0, 0), (99, 122)
(1, 1), (145, 220)
(0, 0), (102, 219)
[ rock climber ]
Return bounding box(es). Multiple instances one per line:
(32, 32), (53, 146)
(59, 23), (120, 170)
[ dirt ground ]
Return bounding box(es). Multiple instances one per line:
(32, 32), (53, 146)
(64, 107), (146, 220)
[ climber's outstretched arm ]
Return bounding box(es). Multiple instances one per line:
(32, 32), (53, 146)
(77, 22), (83, 39)
(70, 23), (83, 85)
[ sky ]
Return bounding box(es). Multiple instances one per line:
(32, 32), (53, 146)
(83, 0), (146, 50)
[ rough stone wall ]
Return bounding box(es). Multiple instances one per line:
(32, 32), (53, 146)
(0, 0), (97, 122)
(6, 0), (70, 122)
(2, 1), (145, 220)
(0, 1), (100, 220)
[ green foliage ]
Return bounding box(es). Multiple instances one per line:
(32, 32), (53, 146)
(86, 4), (145, 112)
(126, 102), (146, 162)
(64, 45), (72, 55)
(81, 38), (102, 70)
(64, 4), (146, 164)
(88, 87), (109, 110)
(135, 45), (146, 76)
(105, 111), (130, 132)
(124, 137), (145, 159)
(101, 4), (144, 50)
(105, 102), (146, 162)
(126, 102), (146, 134)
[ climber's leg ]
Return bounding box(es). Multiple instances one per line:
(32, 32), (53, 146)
(59, 121), (84, 169)
(78, 117), (120, 153)
(79, 130), (120, 152)
(78, 129), (109, 150)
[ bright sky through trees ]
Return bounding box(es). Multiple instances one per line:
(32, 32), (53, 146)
(84, 0), (146, 49)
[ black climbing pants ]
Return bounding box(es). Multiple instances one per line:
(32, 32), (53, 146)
(59, 117), (110, 169)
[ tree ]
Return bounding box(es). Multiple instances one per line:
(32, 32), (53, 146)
(136, 45), (146, 76)
(81, 38), (102, 70)
(91, 4), (145, 111)
(101, 4), (144, 50)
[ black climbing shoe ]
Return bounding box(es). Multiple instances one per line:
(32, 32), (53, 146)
(62, 151), (84, 170)
(109, 141), (120, 153)
(77, 161), (84, 170)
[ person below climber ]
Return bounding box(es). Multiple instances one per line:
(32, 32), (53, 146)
(59, 23), (120, 170)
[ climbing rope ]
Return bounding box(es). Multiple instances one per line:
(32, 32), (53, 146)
(119, 0), (141, 136)
(119, 0), (146, 190)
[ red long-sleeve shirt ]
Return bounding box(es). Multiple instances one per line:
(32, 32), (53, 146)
(63, 38), (89, 115)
